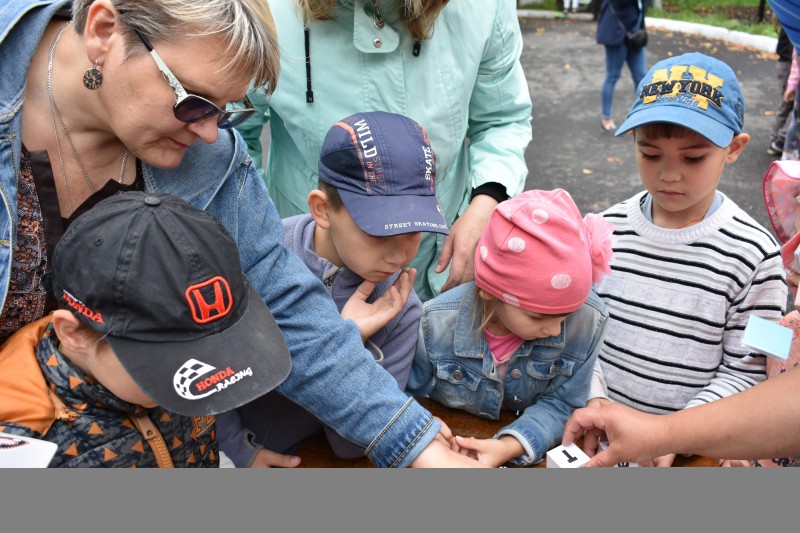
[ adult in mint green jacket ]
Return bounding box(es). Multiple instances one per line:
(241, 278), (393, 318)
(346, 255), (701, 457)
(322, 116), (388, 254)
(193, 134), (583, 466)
(237, 0), (533, 301)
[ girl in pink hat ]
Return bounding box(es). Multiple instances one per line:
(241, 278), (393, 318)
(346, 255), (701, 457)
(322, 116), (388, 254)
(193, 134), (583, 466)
(407, 189), (615, 467)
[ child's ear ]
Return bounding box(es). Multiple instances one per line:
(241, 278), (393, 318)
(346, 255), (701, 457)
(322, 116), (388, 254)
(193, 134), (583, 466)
(308, 189), (332, 229)
(51, 310), (93, 354)
(477, 288), (494, 302)
(725, 133), (750, 163)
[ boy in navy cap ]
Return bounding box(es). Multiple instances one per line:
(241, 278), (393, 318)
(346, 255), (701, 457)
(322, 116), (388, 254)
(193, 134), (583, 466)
(582, 53), (788, 466)
(0, 192), (291, 467)
(217, 111), (449, 466)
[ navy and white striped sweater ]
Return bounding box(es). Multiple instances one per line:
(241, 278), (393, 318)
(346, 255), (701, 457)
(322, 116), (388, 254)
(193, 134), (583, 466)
(590, 191), (788, 414)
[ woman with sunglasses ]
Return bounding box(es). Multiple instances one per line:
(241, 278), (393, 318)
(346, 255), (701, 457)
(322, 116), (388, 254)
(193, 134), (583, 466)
(0, 0), (480, 468)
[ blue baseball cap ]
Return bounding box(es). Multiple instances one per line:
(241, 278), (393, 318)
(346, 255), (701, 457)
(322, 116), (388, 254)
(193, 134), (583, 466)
(616, 53), (745, 147)
(770, 0), (800, 49)
(318, 111), (449, 237)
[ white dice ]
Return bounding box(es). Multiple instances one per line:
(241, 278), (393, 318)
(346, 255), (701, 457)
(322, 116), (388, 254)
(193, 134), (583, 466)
(546, 443), (590, 468)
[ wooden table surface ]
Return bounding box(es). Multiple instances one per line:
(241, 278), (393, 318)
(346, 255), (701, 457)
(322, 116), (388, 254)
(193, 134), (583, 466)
(295, 397), (717, 468)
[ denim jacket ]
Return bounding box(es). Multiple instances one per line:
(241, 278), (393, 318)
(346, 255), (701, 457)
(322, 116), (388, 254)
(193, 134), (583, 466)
(597, 0), (645, 46)
(407, 283), (608, 465)
(0, 0), (439, 468)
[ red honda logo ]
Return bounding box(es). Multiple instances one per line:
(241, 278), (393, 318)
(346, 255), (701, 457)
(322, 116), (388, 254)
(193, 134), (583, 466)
(185, 276), (233, 324)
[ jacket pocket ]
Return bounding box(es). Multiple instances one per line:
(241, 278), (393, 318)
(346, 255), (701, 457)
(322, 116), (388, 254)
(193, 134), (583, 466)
(430, 360), (482, 411)
(525, 357), (576, 396)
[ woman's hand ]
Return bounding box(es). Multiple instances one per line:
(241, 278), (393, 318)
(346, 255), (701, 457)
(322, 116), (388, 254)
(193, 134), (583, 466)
(436, 195), (498, 293)
(409, 438), (490, 468)
(562, 403), (671, 467)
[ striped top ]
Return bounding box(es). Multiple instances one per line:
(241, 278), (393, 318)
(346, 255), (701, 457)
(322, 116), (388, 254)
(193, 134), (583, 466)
(590, 191), (788, 414)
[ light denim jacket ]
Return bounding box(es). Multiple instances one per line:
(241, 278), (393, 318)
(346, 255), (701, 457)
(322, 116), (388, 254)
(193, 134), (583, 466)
(407, 283), (608, 465)
(0, 0), (440, 468)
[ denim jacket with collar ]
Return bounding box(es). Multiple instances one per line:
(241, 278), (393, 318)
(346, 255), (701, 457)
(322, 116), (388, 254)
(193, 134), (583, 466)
(0, 0), (439, 468)
(407, 282), (608, 465)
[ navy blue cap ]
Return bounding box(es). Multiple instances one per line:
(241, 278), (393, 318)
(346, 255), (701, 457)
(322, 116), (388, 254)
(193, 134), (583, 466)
(616, 53), (745, 147)
(318, 111), (449, 237)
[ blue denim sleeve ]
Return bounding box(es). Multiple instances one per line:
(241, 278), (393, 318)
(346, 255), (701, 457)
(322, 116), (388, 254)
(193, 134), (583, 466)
(405, 315), (435, 398)
(216, 135), (440, 467)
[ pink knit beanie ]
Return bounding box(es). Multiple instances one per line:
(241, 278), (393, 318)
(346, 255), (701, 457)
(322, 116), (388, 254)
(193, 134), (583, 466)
(473, 189), (615, 314)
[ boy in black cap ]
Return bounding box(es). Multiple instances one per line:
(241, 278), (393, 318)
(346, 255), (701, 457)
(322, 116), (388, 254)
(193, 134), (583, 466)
(0, 192), (291, 468)
(217, 111), (449, 466)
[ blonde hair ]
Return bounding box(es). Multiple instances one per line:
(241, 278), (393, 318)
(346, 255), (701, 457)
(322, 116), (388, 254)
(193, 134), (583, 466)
(472, 288), (501, 337)
(296, 0), (449, 40)
(72, 0), (280, 91)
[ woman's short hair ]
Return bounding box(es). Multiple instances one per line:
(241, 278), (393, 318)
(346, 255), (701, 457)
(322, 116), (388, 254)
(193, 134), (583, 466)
(72, 0), (280, 91)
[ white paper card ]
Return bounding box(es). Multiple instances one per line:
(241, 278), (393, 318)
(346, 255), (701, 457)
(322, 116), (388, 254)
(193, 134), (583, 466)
(741, 314), (792, 361)
(0, 432), (57, 468)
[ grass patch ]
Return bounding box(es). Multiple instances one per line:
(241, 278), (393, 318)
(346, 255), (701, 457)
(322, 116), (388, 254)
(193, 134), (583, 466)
(518, 0), (779, 38)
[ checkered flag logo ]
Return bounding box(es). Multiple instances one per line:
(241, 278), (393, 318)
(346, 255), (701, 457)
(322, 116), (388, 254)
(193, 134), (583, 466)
(173, 358), (219, 401)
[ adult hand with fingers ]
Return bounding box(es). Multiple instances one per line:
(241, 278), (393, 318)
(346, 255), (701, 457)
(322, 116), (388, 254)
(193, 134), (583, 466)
(435, 195), (498, 293)
(562, 403), (670, 467)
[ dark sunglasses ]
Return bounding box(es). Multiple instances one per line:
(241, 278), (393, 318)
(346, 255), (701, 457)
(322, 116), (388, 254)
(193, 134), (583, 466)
(133, 29), (255, 129)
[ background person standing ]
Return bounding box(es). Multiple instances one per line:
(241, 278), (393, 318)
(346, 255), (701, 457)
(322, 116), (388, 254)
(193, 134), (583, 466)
(596, 0), (647, 134)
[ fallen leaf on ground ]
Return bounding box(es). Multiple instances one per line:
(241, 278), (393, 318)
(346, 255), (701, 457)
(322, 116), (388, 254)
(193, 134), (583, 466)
(606, 156), (622, 163)
(582, 168), (593, 175)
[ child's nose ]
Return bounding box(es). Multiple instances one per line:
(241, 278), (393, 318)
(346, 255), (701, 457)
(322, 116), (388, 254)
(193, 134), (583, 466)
(541, 320), (563, 337)
(386, 233), (422, 265)
(658, 162), (680, 182)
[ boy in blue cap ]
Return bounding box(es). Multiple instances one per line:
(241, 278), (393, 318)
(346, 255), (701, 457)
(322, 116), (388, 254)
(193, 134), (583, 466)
(583, 53), (788, 466)
(217, 111), (449, 466)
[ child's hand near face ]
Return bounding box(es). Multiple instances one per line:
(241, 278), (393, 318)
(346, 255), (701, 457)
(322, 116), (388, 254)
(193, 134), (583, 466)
(451, 435), (525, 468)
(341, 268), (417, 343)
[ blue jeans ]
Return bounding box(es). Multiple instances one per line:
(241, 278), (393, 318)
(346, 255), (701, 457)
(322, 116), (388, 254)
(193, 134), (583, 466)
(601, 43), (646, 120)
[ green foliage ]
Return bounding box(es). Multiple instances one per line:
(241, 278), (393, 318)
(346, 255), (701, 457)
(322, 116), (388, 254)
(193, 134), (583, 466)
(651, 0), (778, 38)
(517, 0), (778, 38)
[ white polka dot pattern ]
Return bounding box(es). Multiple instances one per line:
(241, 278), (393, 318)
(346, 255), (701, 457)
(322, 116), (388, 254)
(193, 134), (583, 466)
(503, 293), (520, 307)
(531, 208), (549, 224)
(551, 273), (572, 289)
(480, 245), (488, 261)
(507, 237), (525, 253)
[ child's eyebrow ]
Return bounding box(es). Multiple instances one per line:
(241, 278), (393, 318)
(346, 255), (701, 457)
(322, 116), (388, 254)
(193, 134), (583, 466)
(636, 139), (711, 150)
(530, 312), (570, 319)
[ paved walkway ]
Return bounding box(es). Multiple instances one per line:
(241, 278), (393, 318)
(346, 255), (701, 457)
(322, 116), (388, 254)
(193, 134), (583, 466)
(516, 15), (782, 236)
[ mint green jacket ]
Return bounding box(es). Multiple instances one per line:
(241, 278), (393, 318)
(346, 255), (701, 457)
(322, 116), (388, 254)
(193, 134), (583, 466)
(237, 0), (532, 299)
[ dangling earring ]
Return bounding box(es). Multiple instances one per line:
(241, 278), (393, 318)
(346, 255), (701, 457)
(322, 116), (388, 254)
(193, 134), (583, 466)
(83, 63), (103, 90)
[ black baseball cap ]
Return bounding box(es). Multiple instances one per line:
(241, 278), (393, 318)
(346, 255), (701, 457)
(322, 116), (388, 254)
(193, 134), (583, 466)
(50, 192), (291, 416)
